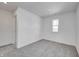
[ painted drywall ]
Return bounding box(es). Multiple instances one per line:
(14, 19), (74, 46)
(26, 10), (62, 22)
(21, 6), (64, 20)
(15, 7), (41, 48)
(0, 9), (15, 46)
(76, 4), (79, 54)
(40, 11), (76, 46)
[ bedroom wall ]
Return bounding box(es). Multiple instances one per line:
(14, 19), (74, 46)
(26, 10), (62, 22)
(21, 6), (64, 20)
(15, 7), (41, 48)
(76, 4), (79, 54)
(0, 9), (15, 46)
(40, 11), (76, 46)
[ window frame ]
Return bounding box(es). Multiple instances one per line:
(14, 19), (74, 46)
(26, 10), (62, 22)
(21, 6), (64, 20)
(52, 19), (59, 32)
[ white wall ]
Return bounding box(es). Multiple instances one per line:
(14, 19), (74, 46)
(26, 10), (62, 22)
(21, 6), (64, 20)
(76, 4), (79, 54)
(0, 9), (15, 46)
(16, 7), (41, 48)
(40, 12), (76, 46)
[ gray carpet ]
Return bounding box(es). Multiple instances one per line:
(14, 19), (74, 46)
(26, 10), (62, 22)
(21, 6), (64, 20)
(0, 39), (78, 57)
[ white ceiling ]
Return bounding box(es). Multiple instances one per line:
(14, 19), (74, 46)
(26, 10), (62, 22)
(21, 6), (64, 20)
(0, 2), (78, 17)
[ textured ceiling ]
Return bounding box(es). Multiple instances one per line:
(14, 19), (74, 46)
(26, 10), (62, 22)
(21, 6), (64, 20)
(0, 2), (78, 17)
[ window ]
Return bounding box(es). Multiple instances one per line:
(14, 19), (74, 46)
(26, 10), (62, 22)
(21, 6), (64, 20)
(52, 19), (59, 32)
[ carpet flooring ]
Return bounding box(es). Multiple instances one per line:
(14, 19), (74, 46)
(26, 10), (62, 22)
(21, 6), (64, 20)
(0, 39), (78, 57)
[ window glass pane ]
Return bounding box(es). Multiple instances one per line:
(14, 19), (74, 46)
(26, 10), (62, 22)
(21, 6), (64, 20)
(53, 28), (58, 32)
(52, 19), (59, 32)
(52, 19), (59, 26)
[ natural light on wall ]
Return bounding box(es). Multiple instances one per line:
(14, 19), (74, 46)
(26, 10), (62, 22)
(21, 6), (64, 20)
(52, 19), (59, 32)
